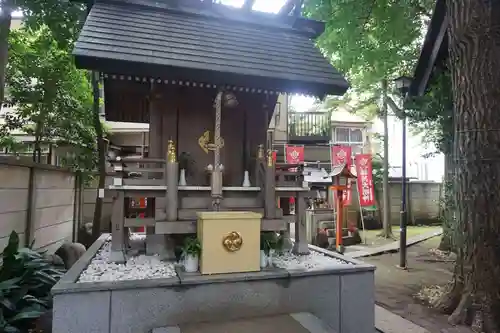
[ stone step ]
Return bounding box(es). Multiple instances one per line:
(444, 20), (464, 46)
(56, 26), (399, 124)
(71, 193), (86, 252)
(153, 312), (338, 333)
(180, 196), (262, 209)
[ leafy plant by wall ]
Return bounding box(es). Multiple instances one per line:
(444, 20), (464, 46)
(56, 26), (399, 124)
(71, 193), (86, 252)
(0, 231), (65, 332)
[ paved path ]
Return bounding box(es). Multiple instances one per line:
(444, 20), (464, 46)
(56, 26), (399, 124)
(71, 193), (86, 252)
(346, 229), (443, 259)
(375, 305), (430, 333)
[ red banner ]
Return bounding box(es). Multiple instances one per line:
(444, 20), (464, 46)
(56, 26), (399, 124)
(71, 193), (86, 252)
(331, 145), (352, 169)
(285, 145), (305, 164)
(354, 154), (376, 207)
(272, 151), (277, 162)
(342, 179), (352, 206)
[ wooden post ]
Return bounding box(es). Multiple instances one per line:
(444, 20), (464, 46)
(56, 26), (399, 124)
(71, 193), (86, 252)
(255, 144), (264, 186)
(166, 140), (178, 221)
(109, 191), (126, 263)
(336, 189), (344, 251)
(25, 166), (36, 247)
(148, 83), (163, 237)
(292, 192), (309, 254)
(72, 172), (81, 243)
(264, 149), (276, 219)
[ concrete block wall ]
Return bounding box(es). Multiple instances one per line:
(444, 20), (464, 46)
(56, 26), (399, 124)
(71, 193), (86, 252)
(346, 180), (442, 226)
(0, 158), (78, 253)
(32, 167), (76, 253)
(0, 163), (30, 249)
(82, 177), (113, 228)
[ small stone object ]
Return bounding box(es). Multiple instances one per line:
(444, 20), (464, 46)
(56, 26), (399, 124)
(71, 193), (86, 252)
(55, 242), (87, 269)
(43, 253), (65, 267)
(77, 222), (93, 248)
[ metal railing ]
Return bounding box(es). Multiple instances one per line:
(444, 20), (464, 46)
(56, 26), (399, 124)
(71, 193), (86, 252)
(288, 112), (330, 140)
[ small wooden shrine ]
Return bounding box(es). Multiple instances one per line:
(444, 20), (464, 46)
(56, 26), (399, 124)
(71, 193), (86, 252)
(73, 0), (348, 263)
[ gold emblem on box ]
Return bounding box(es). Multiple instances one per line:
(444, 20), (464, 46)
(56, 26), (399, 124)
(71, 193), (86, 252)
(222, 231), (243, 252)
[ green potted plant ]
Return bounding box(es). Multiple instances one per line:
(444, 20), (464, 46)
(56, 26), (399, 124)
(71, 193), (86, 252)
(182, 236), (201, 273)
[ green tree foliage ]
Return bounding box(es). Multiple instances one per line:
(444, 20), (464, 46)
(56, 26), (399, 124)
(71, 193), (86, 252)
(15, 0), (85, 46)
(1, 25), (97, 173)
(303, 0), (434, 90)
(406, 72), (453, 155)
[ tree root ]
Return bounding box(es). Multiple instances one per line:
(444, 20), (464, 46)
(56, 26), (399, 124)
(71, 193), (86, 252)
(434, 281), (463, 314)
(377, 230), (396, 240)
(438, 236), (453, 252)
(447, 285), (471, 326)
(433, 281), (500, 332)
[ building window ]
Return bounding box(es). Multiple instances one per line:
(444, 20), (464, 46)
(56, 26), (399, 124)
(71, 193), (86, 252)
(334, 127), (364, 144)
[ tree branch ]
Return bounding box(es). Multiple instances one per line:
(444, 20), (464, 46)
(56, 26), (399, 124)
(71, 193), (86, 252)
(278, 0), (301, 16)
(242, 0), (255, 11)
(386, 96), (403, 117)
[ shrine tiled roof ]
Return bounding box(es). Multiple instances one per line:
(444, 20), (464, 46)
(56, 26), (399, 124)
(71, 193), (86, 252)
(73, 0), (349, 96)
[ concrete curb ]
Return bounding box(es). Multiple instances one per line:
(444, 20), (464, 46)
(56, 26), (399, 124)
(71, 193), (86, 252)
(347, 229), (443, 259)
(375, 305), (430, 333)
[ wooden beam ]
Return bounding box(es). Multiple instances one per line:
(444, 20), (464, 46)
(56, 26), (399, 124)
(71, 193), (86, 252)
(416, 17), (447, 96)
(278, 0), (301, 16)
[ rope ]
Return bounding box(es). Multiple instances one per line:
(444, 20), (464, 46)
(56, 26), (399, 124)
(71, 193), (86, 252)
(212, 91), (223, 211)
(214, 91), (222, 168)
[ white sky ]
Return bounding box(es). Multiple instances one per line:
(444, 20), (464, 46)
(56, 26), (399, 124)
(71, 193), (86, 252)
(219, 0), (288, 13)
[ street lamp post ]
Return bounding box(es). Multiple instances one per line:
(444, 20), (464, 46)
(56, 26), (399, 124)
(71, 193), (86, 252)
(393, 75), (412, 270)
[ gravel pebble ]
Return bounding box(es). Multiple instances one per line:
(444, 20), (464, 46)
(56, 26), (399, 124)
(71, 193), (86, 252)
(272, 251), (352, 270)
(78, 235), (352, 282)
(78, 236), (177, 283)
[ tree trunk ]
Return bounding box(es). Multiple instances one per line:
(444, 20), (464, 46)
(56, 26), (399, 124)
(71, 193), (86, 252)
(438, 152), (454, 252)
(0, 0), (12, 107)
(444, 0), (500, 330)
(379, 79), (394, 238)
(91, 71), (106, 242)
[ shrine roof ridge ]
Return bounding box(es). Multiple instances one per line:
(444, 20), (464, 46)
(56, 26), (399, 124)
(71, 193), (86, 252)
(101, 0), (325, 38)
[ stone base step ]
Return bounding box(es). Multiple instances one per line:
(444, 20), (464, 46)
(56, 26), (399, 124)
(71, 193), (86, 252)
(177, 208), (283, 220)
(152, 312), (338, 333)
(180, 196), (262, 209)
(155, 218), (287, 234)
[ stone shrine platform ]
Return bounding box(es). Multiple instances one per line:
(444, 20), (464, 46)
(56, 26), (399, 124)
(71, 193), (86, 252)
(51, 234), (375, 333)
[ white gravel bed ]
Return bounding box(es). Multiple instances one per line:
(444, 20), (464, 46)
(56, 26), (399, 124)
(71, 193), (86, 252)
(78, 235), (177, 283)
(272, 251), (353, 270)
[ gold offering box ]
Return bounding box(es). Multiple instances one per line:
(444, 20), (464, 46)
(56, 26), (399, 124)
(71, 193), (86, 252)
(197, 211), (261, 275)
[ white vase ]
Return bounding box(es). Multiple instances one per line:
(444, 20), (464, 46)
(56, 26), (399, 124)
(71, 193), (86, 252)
(260, 250), (268, 268)
(179, 169), (187, 186)
(184, 254), (198, 273)
(268, 249), (275, 266)
(242, 170), (251, 187)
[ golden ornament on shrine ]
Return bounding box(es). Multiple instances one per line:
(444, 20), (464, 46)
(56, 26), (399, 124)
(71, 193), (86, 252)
(198, 130), (224, 154)
(167, 139), (176, 163)
(266, 149), (274, 167)
(222, 231), (243, 252)
(257, 144), (264, 159)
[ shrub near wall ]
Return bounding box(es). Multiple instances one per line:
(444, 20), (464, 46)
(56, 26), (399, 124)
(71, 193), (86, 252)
(0, 231), (65, 333)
